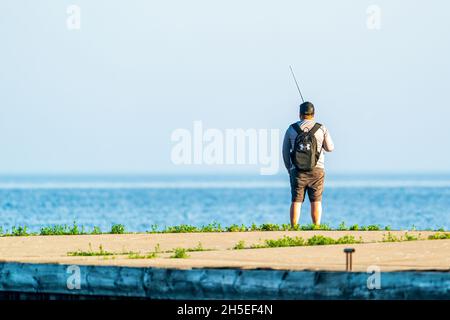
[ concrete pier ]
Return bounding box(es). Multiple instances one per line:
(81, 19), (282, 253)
(1, 232), (449, 299)
(1, 232), (449, 272)
(0, 262), (448, 300)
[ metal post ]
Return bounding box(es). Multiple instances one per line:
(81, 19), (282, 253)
(344, 248), (355, 271)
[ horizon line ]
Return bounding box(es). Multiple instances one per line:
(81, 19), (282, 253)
(1, 171), (450, 177)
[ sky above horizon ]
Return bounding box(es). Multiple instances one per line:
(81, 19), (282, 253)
(1, 0), (450, 175)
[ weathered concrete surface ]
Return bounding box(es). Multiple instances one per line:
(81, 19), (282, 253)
(0, 262), (448, 300)
(1, 231), (449, 272)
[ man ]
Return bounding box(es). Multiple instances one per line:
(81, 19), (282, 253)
(282, 101), (334, 227)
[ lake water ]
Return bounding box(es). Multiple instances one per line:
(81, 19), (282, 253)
(0, 174), (449, 232)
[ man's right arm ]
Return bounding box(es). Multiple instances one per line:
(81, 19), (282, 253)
(322, 126), (335, 152)
(282, 127), (292, 172)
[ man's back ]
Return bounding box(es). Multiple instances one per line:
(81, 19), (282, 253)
(282, 119), (334, 171)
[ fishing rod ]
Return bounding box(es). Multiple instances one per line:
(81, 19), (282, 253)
(289, 65), (305, 103)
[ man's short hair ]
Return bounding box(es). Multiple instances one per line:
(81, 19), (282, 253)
(300, 102), (315, 116)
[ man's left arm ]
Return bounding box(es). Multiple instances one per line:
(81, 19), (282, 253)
(282, 128), (293, 172)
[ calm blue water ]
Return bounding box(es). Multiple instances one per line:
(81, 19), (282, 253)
(0, 174), (449, 232)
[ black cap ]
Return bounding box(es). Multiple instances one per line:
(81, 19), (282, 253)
(300, 101), (315, 116)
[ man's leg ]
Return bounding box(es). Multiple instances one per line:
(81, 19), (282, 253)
(310, 201), (322, 225)
(308, 168), (325, 226)
(289, 169), (306, 227)
(290, 202), (302, 227)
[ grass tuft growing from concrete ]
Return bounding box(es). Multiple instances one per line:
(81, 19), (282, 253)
(428, 232), (450, 240)
(11, 226), (29, 237)
(128, 252), (158, 259)
(382, 232), (422, 242)
(67, 244), (117, 256)
(110, 224), (126, 234)
(127, 244), (161, 259)
(234, 240), (246, 250)
(264, 236), (305, 247)
(337, 222), (387, 231)
(236, 235), (363, 250)
(151, 222), (406, 233)
(1, 222), (448, 237)
(186, 242), (209, 252)
(40, 222), (89, 236)
(171, 248), (189, 259)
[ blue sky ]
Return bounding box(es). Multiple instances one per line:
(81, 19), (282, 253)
(1, 0), (449, 174)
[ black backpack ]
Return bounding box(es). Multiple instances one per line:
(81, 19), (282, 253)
(290, 122), (322, 171)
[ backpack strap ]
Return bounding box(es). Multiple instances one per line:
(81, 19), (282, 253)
(291, 122), (322, 135)
(310, 123), (323, 155)
(309, 123), (322, 135)
(290, 122), (302, 135)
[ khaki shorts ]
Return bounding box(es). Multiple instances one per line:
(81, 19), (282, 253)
(290, 168), (325, 203)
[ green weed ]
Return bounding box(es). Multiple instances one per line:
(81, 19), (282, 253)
(68, 244), (116, 256)
(237, 234), (362, 250)
(338, 222), (348, 231)
(234, 240), (246, 250)
(226, 224), (247, 232)
(11, 226), (29, 236)
(111, 224), (125, 234)
(91, 226), (102, 235)
(171, 248), (189, 259)
(186, 242), (207, 252)
(265, 236), (305, 247)
(428, 232), (450, 240)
